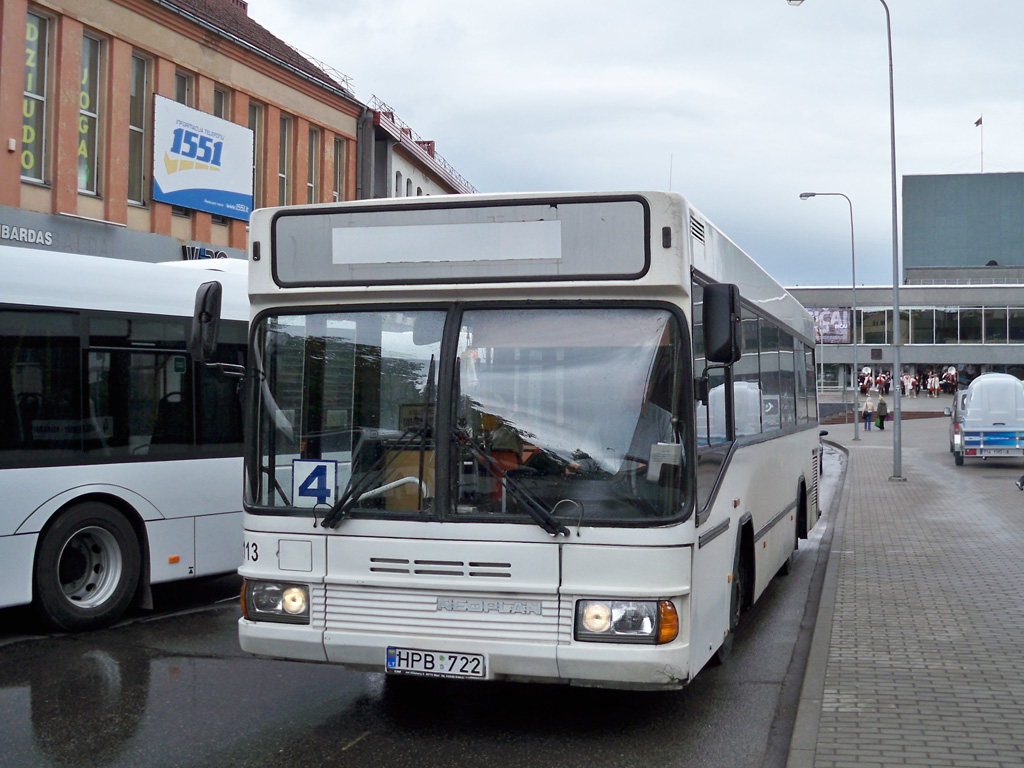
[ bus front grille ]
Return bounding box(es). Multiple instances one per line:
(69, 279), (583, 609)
(323, 585), (568, 644)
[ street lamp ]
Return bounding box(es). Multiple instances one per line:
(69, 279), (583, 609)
(788, 0), (903, 478)
(800, 192), (859, 441)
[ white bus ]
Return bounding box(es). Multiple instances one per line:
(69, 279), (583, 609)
(0, 246), (248, 631)
(208, 191), (820, 689)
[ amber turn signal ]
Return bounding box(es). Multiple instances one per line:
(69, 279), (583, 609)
(657, 600), (679, 644)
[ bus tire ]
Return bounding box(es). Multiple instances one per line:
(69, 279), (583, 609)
(781, 487), (805, 576)
(713, 541), (748, 665)
(780, 526), (798, 576)
(33, 502), (142, 632)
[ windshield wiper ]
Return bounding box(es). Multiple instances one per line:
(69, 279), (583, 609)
(319, 422), (430, 528)
(320, 357), (436, 529)
(452, 428), (570, 537)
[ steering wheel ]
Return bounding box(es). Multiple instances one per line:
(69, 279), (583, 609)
(617, 454), (650, 478)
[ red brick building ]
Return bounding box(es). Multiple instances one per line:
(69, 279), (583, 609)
(0, 0), (471, 263)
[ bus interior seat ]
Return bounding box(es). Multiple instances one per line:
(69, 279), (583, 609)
(150, 392), (191, 449)
(197, 377), (242, 445)
(16, 392), (43, 444)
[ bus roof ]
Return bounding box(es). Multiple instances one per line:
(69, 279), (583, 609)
(250, 190), (812, 344)
(0, 245), (247, 321)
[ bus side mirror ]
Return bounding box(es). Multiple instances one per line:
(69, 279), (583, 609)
(703, 283), (741, 365)
(189, 281), (223, 364)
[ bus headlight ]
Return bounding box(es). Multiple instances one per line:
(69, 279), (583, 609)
(242, 580), (310, 624)
(575, 599), (678, 644)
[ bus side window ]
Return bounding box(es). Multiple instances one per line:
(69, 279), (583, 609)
(196, 343), (245, 447)
(692, 279), (733, 512)
(1, 310), (82, 456)
(150, 392), (191, 448)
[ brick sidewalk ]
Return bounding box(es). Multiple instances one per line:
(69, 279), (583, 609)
(789, 416), (1024, 768)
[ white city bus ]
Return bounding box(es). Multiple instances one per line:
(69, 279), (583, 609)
(215, 191), (820, 689)
(0, 246), (248, 631)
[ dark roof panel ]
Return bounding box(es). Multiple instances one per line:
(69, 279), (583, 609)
(160, 0), (354, 97)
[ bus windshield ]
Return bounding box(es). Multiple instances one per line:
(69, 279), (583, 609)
(249, 306), (691, 526)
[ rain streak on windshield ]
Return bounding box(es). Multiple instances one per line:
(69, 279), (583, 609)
(248, 307), (690, 527)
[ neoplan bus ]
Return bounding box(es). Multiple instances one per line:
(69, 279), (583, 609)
(0, 247), (247, 631)
(195, 191), (820, 690)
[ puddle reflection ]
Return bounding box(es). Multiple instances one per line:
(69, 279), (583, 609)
(0, 635), (368, 768)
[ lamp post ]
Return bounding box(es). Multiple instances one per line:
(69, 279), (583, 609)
(800, 192), (859, 441)
(787, 0), (902, 477)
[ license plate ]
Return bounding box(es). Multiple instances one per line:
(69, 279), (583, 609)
(984, 448), (1018, 456)
(386, 646), (486, 679)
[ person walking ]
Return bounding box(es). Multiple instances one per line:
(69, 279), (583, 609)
(862, 395), (875, 431)
(877, 395), (889, 430)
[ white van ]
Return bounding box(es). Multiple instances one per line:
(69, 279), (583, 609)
(953, 373), (1024, 466)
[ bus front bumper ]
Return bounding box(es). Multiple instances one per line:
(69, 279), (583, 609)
(239, 620), (692, 689)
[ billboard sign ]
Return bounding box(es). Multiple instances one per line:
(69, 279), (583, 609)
(809, 307), (852, 344)
(152, 95), (253, 221)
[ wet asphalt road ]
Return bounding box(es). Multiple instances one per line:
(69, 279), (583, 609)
(0, 448), (842, 768)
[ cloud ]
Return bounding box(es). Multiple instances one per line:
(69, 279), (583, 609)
(246, 0), (1024, 286)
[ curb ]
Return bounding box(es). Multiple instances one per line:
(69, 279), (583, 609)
(785, 440), (850, 768)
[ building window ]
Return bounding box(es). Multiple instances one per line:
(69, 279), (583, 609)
(935, 308), (958, 344)
(406, 178), (412, 197)
(861, 310), (886, 345)
(332, 137), (345, 202)
(22, 12), (48, 182)
(960, 308), (983, 344)
(174, 71), (192, 106)
(249, 103), (263, 209)
(1009, 309), (1024, 344)
(395, 171), (402, 197)
(127, 55), (147, 204)
(213, 87), (229, 119)
(78, 34), (102, 194)
(171, 71), (193, 216)
(984, 307), (1008, 344)
(894, 309), (909, 345)
(306, 127), (319, 204)
(211, 88), (231, 223)
(278, 115), (291, 205)
(417, 187), (423, 196)
(910, 308), (934, 345)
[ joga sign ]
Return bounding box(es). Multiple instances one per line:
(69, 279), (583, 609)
(152, 95), (254, 221)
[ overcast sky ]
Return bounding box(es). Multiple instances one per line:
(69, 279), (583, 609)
(245, 0), (1024, 287)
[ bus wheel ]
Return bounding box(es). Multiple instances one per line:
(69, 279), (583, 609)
(780, 526), (798, 576)
(34, 502), (141, 632)
(713, 545), (747, 665)
(781, 491), (803, 576)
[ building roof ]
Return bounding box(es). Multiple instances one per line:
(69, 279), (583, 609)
(369, 96), (477, 194)
(159, 0), (357, 99)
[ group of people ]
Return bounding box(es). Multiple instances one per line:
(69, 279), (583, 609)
(860, 393), (890, 431)
(911, 369), (956, 398)
(859, 368), (958, 399)
(858, 371), (892, 395)
(857, 367), (958, 431)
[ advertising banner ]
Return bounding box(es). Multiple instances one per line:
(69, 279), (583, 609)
(152, 96), (253, 221)
(809, 307), (852, 344)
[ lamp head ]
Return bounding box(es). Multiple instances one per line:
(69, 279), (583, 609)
(799, 192), (816, 200)
(787, 0), (806, 5)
